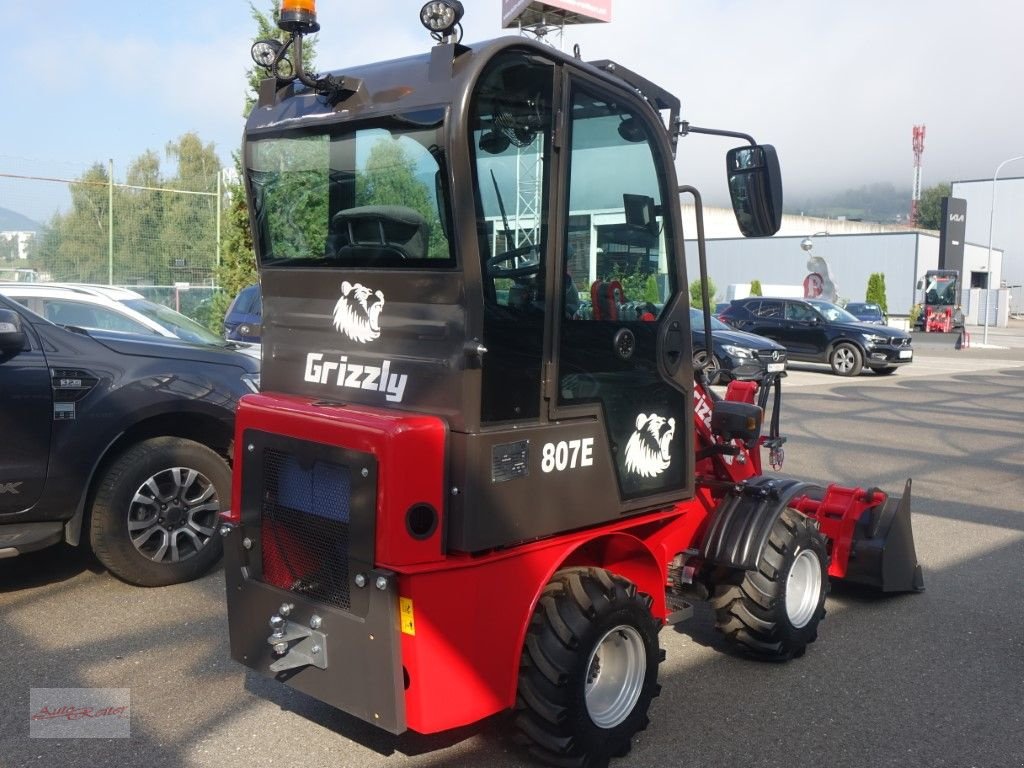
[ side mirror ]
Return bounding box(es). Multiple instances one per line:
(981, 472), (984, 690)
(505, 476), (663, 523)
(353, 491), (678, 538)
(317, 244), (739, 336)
(0, 308), (26, 352)
(711, 400), (763, 443)
(726, 145), (783, 237)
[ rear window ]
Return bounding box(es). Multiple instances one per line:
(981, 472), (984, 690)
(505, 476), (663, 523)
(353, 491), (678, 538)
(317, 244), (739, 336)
(752, 300), (783, 319)
(247, 109), (453, 270)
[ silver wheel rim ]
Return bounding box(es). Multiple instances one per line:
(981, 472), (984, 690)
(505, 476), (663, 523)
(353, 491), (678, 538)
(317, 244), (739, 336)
(833, 347), (856, 373)
(786, 549), (823, 628)
(585, 625), (646, 729)
(693, 351), (721, 382)
(127, 466), (219, 563)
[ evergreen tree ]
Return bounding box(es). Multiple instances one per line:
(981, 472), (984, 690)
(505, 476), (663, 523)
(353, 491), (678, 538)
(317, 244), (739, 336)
(209, 1), (321, 330)
(689, 278), (717, 308)
(865, 272), (888, 313)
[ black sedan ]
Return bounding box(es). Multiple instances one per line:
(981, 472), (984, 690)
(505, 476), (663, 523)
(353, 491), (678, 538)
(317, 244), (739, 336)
(718, 297), (913, 376)
(690, 307), (787, 383)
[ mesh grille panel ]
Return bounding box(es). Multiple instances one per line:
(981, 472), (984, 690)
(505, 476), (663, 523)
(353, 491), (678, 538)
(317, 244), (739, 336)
(260, 448), (352, 610)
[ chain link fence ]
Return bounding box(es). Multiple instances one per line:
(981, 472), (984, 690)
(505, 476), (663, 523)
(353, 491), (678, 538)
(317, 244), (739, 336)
(1, 159), (227, 328)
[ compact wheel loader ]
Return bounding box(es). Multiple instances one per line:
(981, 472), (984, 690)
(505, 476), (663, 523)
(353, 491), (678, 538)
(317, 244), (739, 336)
(221, 3), (923, 766)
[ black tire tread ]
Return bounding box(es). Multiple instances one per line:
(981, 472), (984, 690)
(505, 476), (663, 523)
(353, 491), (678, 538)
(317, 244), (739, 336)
(711, 508), (830, 661)
(515, 567), (661, 768)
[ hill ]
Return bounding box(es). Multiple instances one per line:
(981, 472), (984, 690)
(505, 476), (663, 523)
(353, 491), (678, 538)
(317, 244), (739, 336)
(0, 206), (42, 232)
(786, 183), (911, 224)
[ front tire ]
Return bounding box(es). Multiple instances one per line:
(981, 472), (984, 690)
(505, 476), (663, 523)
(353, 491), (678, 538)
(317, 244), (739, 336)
(711, 508), (830, 661)
(693, 349), (723, 384)
(829, 343), (863, 376)
(516, 567), (662, 767)
(89, 437), (228, 587)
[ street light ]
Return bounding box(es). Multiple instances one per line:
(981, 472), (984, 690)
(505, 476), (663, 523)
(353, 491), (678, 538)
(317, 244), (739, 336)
(984, 154), (1024, 344)
(800, 231), (830, 253)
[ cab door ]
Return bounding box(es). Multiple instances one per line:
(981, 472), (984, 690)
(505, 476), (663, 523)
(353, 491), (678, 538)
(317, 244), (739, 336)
(549, 79), (692, 503)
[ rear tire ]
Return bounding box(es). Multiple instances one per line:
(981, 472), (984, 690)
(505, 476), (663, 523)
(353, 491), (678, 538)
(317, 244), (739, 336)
(516, 567), (662, 767)
(828, 343), (863, 376)
(871, 366), (898, 376)
(711, 508), (829, 661)
(89, 437), (227, 587)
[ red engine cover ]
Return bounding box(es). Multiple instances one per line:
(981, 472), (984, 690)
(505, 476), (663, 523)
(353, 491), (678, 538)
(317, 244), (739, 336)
(232, 393), (448, 567)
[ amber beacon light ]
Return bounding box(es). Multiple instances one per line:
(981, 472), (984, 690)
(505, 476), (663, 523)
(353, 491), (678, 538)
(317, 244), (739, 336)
(279, 0), (319, 33)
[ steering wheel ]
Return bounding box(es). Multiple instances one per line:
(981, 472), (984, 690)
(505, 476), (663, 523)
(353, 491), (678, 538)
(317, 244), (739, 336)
(486, 244), (542, 278)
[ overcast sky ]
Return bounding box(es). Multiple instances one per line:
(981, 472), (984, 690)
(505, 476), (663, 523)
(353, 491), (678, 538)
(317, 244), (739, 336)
(4, 0), (1023, 223)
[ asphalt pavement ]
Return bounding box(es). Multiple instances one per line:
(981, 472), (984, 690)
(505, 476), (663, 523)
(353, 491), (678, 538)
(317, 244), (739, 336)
(1, 326), (1022, 768)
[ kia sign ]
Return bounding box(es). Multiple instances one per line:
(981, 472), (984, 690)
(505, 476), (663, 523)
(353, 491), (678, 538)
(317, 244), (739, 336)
(503, 0), (612, 28)
(938, 196), (967, 273)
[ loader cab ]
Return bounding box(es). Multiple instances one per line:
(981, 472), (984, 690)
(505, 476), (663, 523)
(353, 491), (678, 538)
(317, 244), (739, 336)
(243, 37), (763, 550)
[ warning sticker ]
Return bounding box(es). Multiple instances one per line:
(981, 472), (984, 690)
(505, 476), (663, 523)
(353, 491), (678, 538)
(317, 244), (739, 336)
(399, 597), (415, 636)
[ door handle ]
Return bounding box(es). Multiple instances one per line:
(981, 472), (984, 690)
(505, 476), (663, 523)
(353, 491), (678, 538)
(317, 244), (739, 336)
(662, 320), (684, 375)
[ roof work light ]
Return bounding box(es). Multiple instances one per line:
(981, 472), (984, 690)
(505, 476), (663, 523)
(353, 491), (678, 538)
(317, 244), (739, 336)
(279, 0), (319, 34)
(420, 1), (464, 37)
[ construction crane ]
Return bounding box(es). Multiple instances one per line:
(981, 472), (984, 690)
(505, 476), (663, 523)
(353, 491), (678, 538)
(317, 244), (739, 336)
(910, 124), (926, 226)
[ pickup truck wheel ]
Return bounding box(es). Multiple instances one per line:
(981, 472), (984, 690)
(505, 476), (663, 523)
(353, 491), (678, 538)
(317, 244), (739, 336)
(90, 437), (227, 587)
(828, 343), (863, 376)
(515, 567), (662, 767)
(711, 508), (830, 661)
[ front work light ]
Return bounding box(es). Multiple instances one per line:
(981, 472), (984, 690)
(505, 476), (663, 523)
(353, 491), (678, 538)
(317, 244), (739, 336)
(251, 39), (283, 69)
(420, 1), (464, 35)
(279, 0), (319, 34)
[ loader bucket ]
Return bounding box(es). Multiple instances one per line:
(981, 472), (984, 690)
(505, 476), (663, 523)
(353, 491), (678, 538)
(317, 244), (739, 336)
(842, 479), (924, 593)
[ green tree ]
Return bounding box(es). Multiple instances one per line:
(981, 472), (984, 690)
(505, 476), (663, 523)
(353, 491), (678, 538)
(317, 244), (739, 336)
(34, 163), (111, 282)
(159, 134), (220, 286)
(916, 183), (951, 229)
(865, 272), (888, 313)
(689, 277), (717, 308)
(749, 279), (763, 296)
(209, 1), (323, 331)
(117, 150), (165, 284)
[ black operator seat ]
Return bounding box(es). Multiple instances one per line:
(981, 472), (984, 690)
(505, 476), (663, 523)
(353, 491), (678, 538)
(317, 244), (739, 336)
(327, 205), (430, 264)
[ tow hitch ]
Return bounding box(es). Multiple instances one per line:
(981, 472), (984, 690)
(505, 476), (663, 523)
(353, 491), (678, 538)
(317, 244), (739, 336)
(267, 606), (329, 672)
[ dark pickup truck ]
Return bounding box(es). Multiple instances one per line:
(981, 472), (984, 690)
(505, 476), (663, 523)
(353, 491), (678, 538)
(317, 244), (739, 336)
(0, 294), (259, 586)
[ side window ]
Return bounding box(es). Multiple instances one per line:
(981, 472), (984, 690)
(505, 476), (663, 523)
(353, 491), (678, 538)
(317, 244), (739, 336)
(561, 98), (671, 324)
(785, 302), (815, 321)
(756, 300), (783, 319)
(470, 53), (555, 423)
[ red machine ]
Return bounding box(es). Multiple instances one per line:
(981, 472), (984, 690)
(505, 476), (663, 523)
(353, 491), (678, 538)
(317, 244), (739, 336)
(920, 269), (963, 333)
(221, 3), (923, 766)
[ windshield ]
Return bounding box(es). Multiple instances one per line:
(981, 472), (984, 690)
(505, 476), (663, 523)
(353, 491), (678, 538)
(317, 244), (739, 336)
(925, 274), (958, 305)
(689, 307), (729, 331)
(123, 299), (225, 345)
(247, 110), (452, 268)
(809, 300), (859, 323)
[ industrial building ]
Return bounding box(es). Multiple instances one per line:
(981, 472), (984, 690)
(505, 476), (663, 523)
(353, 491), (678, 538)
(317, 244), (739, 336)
(679, 206), (1007, 325)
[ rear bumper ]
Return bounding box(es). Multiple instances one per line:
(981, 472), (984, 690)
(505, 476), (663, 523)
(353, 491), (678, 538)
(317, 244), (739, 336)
(0, 522), (64, 558)
(224, 525), (407, 733)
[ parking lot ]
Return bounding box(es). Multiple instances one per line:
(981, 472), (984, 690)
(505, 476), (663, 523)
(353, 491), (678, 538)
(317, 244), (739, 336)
(2, 332), (1023, 768)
